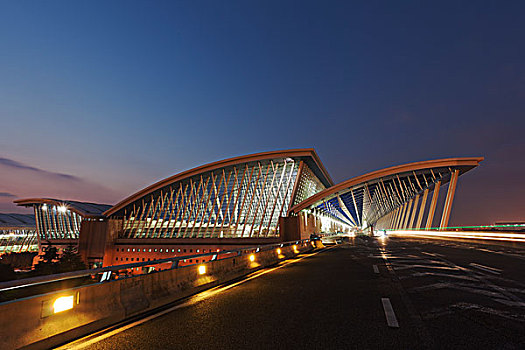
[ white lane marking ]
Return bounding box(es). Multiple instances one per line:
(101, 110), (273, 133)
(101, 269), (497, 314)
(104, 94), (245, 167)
(381, 298), (399, 328)
(421, 251), (445, 258)
(493, 299), (525, 308)
(408, 282), (504, 298)
(373, 265), (379, 273)
(55, 249), (329, 350)
(399, 272), (477, 281)
(469, 263), (502, 275)
(422, 302), (525, 321)
(393, 264), (459, 271)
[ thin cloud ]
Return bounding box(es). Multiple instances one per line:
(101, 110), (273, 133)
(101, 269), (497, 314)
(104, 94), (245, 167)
(0, 157), (81, 182)
(0, 192), (16, 198)
(1, 156), (124, 213)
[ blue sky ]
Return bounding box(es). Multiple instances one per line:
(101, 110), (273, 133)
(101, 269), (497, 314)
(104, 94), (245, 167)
(1, 1), (524, 224)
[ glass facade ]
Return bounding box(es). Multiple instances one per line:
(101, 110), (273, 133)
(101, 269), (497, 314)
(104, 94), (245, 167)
(0, 228), (38, 253)
(118, 157), (328, 239)
(120, 158), (301, 238)
(34, 204), (83, 240)
(293, 164), (327, 206)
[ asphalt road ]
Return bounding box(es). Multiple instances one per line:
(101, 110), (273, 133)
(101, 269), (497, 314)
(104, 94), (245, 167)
(65, 236), (525, 350)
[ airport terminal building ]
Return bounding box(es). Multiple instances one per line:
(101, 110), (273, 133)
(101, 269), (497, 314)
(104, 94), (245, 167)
(14, 149), (483, 268)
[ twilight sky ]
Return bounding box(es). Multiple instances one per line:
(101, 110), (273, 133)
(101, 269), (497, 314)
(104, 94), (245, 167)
(1, 1), (524, 225)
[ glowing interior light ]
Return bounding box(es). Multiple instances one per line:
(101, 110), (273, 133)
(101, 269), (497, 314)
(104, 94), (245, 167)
(42, 204), (48, 211)
(53, 295), (74, 314)
(276, 248), (281, 254)
(249, 254), (255, 262)
(58, 205), (67, 213)
(198, 265), (206, 275)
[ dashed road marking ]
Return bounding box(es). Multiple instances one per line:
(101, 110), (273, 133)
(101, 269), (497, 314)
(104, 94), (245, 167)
(381, 298), (399, 328)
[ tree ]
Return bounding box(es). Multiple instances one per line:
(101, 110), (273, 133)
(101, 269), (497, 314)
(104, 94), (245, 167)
(0, 261), (16, 282)
(33, 243), (60, 275)
(57, 243), (86, 272)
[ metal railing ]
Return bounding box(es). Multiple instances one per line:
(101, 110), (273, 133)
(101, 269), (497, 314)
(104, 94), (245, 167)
(0, 239), (312, 294)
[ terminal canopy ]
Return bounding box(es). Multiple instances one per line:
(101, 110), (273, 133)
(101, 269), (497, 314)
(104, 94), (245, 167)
(15, 198), (112, 219)
(289, 157), (483, 228)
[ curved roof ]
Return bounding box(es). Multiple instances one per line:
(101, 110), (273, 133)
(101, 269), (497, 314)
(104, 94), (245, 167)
(290, 157), (483, 224)
(105, 148), (333, 217)
(0, 213), (35, 228)
(14, 198), (112, 219)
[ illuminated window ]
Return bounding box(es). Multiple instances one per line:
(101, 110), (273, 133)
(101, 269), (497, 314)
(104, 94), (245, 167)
(127, 248), (130, 252)
(196, 249), (199, 253)
(132, 248), (135, 252)
(178, 249), (181, 252)
(149, 249), (152, 252)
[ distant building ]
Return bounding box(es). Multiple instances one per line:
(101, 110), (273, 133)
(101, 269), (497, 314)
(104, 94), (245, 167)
(0, 213), (38, 254)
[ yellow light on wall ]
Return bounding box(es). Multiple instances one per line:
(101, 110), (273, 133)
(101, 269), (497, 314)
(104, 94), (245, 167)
(276, 248), (281, 254)
(198, 265), (206, 275)
(53, 295), (74, 314)
(249, 254), (255, 262)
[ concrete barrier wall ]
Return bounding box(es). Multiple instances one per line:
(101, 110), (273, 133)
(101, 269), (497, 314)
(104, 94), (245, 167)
(0, 242), (314, 350)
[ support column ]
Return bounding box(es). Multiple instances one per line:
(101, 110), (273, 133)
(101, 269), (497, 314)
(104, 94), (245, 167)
(415, 188), (429, 229)
(425, 181), (441, 230)
(397, 202), (407, 229)
(402, 199), (413, 229)
(440, 170), (459, 230)
(408, 194), (420, 229)
(391, 207), (400, 229)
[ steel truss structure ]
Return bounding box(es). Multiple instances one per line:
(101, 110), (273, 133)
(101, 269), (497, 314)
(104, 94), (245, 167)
(105, 149), (332, 239)
(13, 153), (484, 253)
(290, 157), (483, 230)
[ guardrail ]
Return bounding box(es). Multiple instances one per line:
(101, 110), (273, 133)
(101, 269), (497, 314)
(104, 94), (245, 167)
(0, 239), (311, 294)
(0, 239), (320, 350)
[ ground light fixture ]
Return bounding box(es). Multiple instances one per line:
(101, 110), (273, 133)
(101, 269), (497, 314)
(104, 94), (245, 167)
(249, 254), (255, 262)
(53, 295), (74, 314)
(276, 248), (281, 254)
(198, 265), (206, 275)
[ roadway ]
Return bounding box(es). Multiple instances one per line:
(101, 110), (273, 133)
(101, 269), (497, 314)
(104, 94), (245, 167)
(60, 236), (525, 350)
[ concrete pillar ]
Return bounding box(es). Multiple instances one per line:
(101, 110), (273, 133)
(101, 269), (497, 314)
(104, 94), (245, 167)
(415, 188), (429, 229)
(408, 194), (420, 229)
(425, 181), (441, 230)
(403, 199), (414, 229)
(439, 170), (459, 230)
(390, 208), (398, 229)
(396, 203), (407, 230)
